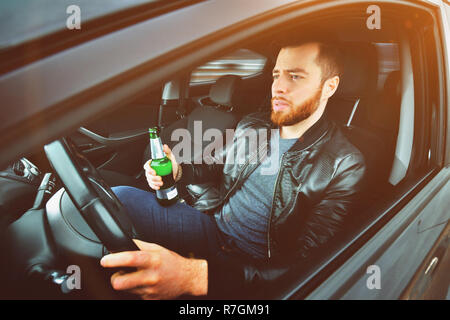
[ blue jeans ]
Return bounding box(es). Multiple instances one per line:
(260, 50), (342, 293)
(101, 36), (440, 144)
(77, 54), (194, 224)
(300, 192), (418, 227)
(111, 186), (228, 259)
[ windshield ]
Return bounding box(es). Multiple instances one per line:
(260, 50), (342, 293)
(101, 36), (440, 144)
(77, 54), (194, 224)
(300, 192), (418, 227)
(0, 0), (163, 49)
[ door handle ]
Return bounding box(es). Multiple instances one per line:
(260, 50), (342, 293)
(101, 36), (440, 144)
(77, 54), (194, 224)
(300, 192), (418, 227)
(77, 127), (147, 148)
(424, 257), (439, 275)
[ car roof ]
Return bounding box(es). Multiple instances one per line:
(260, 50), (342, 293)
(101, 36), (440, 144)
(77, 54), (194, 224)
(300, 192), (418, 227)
(0, 0), (161, 49)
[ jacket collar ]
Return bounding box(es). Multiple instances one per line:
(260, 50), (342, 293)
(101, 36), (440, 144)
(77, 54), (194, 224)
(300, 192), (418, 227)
(291, 110), (330, 151)
(267, 110), (331, 152)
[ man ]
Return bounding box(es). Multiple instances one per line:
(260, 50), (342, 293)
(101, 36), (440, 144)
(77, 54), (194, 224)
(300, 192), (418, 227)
(100, 41), (366, 299)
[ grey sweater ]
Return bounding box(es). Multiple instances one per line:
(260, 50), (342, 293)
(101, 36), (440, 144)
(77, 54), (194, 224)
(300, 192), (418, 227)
(214, 129), (297, 259)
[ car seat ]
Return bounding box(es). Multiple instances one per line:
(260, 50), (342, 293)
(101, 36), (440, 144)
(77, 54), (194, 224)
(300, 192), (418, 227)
(100, 75), (246, 191)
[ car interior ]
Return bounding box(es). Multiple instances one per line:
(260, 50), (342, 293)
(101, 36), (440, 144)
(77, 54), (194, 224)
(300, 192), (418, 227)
(1, 2), (435, 299)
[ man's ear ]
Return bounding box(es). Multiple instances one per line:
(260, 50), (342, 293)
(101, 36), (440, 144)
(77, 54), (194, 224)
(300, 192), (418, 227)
(322, 76), (340, 100)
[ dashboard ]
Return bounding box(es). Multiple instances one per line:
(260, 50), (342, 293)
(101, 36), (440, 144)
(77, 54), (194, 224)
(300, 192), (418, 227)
(0, 158), (57, 226)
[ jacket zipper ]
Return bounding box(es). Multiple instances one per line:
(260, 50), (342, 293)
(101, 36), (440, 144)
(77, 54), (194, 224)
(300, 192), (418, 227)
(267, 153), (284, 259)
(221, 142), (267, 204)
(221, 125), (271, 203)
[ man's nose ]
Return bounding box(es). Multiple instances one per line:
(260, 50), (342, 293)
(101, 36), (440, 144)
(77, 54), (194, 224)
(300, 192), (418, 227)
(272, 77), (288, 94)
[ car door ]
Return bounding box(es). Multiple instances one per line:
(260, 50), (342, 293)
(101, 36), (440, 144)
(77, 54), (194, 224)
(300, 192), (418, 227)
(68, 88), (161, 177)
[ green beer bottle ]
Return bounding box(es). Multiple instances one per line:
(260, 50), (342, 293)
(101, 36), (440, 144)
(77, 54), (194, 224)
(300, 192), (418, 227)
(148, 127), (179, 206)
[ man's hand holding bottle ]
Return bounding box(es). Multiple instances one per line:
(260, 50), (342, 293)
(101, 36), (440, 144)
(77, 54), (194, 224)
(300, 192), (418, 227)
(144, 144), (179, 191)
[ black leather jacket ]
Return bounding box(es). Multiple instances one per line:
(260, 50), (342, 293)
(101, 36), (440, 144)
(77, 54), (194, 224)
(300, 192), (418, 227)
(179, 111), (366, 298)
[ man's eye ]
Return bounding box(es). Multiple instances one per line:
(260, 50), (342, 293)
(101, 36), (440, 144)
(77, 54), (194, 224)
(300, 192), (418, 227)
(290, 75), (301, 80)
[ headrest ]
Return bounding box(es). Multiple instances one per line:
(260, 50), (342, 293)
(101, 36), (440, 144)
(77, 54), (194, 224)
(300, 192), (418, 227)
(334, 43), (378, 99)
(209, 75), (242, 108)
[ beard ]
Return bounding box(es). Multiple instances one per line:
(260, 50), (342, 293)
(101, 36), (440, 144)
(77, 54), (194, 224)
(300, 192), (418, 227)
(271, 86), (323, 127)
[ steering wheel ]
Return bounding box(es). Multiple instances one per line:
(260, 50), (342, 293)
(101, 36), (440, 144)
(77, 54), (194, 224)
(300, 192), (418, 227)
(44, 138), (139, 254)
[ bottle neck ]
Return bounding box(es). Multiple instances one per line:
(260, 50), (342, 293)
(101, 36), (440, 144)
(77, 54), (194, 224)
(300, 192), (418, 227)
(150, 138), (165, 159)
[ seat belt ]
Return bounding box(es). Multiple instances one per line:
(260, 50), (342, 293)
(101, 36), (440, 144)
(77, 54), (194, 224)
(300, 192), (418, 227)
(177, 75), (190, 119)
(158, 76), (190, 129)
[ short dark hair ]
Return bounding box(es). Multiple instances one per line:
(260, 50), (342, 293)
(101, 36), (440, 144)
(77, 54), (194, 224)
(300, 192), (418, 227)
(283, 41), (344, 83)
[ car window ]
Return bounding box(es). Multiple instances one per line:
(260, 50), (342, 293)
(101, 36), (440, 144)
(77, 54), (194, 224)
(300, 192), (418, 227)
(242, 2), (446, 300)
(190, 49), (267, 84)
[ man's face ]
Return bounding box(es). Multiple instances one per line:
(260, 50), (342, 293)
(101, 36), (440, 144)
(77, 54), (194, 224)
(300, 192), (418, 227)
(271, 43), (324, 127)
